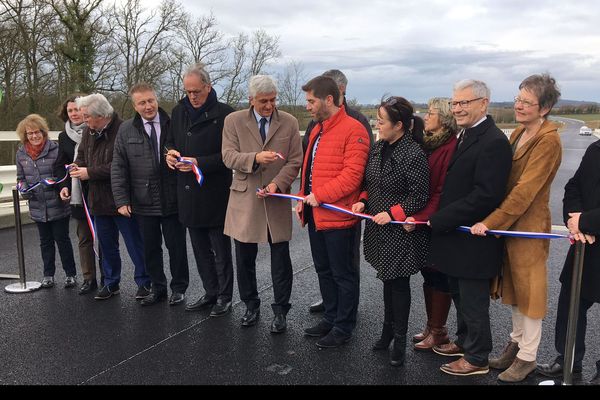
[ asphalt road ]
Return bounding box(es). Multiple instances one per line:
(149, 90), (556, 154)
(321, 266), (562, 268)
(0, 117), (598, 386)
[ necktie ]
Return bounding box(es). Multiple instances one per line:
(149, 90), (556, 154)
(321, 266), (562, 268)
(456, 128), (466, 149)
(147, 121), (159, 162)
(259, 117), (267, 143)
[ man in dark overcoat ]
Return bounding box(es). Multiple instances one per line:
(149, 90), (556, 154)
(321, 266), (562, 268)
(428, 79), (512, 376)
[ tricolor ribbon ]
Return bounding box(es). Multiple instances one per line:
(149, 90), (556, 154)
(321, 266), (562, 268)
(175, 157), (204, 186)
(260, 191), (426, 226)
(263, 191), (574, 241)
(17, 165), (72, 193)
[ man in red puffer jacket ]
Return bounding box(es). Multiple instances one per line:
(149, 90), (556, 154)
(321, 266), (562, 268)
(296, 75), (370, 348)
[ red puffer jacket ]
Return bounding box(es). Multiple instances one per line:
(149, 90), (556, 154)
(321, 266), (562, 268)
(298, 106), (370, 230)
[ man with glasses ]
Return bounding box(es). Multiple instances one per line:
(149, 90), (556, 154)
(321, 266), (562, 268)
(165, 64), (236, 317)
(427, 79), (512, 376)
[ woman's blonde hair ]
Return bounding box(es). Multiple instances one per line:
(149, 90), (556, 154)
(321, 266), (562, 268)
(16, 114), (50, 144)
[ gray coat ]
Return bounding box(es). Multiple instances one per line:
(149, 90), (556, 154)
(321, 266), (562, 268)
(111, 108), (178, 217)
(16, 140), (70, 223)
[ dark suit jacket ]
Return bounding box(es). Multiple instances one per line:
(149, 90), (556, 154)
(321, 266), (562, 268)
(560, 139), (600, 302)
(428, 116), (512, 279)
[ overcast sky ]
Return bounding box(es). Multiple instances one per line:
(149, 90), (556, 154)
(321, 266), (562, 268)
(150, 0), (600, 104)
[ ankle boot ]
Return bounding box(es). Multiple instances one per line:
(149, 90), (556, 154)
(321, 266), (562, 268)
(414, 289), (451, 351)
(373, 322), (394, 351)
(413, 284), (433, 342)
(390, 334), (406, 366)
(489, 341), (519, 370)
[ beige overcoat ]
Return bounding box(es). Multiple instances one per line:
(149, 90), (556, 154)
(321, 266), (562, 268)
(222, 107), (302, 243)
(482, 120), (562, 318)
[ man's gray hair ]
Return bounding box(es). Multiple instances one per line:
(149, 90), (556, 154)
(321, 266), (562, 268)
(454, 79), (491, 100)
(76, 93), (114, 118)
(322, 69), (348, 89)
(183, 63), (211, 85)
(248, 75), (278, 98)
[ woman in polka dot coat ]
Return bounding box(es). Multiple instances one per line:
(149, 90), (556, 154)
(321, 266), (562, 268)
(352, 96), (429, 366)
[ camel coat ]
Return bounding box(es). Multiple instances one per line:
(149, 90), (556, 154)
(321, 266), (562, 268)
(482, 120), (562, 319)
(222, 107), (303, 243)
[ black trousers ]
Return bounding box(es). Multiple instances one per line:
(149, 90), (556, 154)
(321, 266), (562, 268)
(383, 277), (411, 336)
(36, 217), (76, 278)
(188, 226), (233, 302)
(234, 235), (293, 314)
(136, 214), (189, 294)
(447, 276), (492, 367)
(554, 281), (599, 370)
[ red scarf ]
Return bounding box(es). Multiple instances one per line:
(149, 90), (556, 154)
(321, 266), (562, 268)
(25, 139), (46, 160)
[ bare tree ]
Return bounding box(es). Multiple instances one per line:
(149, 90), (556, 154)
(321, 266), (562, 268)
(248, 29), (281, 76)
(220, 33), (248, 107)
(111, 0), (183, 103)
(0, 20), (23, 125)
(277, 59), (306, 107)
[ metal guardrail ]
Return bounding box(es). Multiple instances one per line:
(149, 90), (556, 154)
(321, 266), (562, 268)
(0, 131), (60, 141)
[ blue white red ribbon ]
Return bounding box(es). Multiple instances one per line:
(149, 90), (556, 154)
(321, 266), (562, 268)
(176, 157), (204, 186)
(260, 191), (425, 226)
(17, 165), (71, 193)
(263, 191), (574, 241)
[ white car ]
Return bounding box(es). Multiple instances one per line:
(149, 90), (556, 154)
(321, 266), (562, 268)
(579, 126), (592, 136)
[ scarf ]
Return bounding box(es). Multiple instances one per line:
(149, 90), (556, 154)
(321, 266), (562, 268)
(422, 130), (454, 153)
(25, 139), (46, 160)
(65, 120), (86, 205)
(184, 88), (218, 124)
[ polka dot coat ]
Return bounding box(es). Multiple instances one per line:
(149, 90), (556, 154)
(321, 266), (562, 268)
(363, 134), (430, 281)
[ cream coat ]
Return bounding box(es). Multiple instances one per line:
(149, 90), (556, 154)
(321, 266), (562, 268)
(482, 120), (562, 319)
(222, 108), (302, 243)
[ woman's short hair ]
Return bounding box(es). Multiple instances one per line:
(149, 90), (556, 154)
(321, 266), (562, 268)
(16, 114), (50, 144)
(57, 93), (87, 122)
(519, 73), (561, 115)
(75, 93), (114, 118)
(248, 75), (278, 98)
(427, 97), (458, 135)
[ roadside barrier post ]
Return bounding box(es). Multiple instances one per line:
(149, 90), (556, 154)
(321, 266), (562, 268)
(4, 187), (41, 293)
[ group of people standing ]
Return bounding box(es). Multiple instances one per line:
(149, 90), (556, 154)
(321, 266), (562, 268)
(14, 65), (600, 384)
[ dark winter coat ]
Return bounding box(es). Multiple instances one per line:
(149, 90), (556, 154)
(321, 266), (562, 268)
(57, 131), (89, 220)
(428, 116), (512, 279)
(74, 113), (122, 216)
(166, 97), (234, 228)
(560, 139), (600, 303)
(16, 140), (70, 223)
(361, 134), (430, 280)
(111, 108), (178, 217)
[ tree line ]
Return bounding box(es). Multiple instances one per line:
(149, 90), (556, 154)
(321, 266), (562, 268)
(0, 0), (309, 130)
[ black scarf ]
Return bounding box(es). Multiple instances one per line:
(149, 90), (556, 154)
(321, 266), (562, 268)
(184, 88), (218, 124)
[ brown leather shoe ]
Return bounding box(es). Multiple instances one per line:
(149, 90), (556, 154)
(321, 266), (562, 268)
(432, 341), (464, 357)
(414, 326), (449, 351)
(489, 341), (519, 370)
(497, 357), (536, 382)
(440, 357), (489, 376)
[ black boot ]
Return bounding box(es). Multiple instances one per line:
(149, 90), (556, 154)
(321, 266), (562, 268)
(373, 322), (394, 351)
(390, 334), (406, 366)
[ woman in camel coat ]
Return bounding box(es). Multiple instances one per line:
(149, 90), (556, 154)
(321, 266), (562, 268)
(470, 74), (562, 383)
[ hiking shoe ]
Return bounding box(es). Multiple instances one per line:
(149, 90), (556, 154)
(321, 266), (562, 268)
(64, 276), (77, 288)
(94, 284), (120, 300)
(41, 276), (55, 288)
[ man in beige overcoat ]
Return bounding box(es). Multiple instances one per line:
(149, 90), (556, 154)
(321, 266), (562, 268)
(222, 75), (303, 334)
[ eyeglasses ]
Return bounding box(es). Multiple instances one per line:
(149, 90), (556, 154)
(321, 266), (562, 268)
(448, 97), (483, 109)
(514, 96), (538, 108)
(26, 130), (43, 137)
(425, 111), (439, 117)
(183, 89), (204, 97)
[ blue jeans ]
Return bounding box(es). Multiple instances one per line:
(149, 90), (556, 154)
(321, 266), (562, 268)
(95, 215), (149, 288)
(307, 212), (359, 336)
